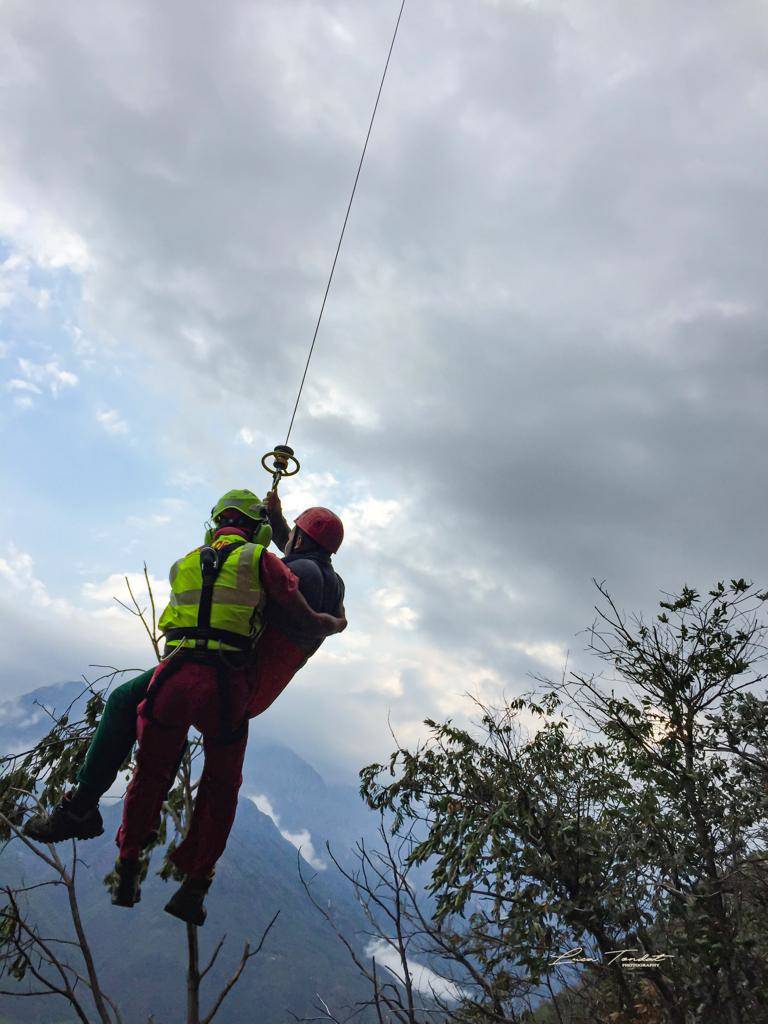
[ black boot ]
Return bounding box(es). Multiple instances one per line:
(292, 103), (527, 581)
(24, 792), (104, 844)
(110, 858), (142, 908)
(164, 874), (213, 927)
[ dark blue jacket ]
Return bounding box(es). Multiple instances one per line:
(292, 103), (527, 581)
(266, 549), (345, 652)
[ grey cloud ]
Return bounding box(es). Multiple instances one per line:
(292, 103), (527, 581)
(2, 0), (768, 763)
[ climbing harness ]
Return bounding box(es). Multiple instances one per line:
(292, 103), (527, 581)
(150, 539), (257, 744)
(262, 0), (406, 492)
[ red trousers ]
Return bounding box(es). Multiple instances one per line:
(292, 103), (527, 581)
(116, 627), (310, 878)
(246, 626), (309, 717)
(117, 660), (252, 878)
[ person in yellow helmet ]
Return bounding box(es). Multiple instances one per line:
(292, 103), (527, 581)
(112, 490), (345, 921)
(25, 488), (348, 927)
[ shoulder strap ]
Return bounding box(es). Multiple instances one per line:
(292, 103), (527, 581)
(197, 541), (244, 632)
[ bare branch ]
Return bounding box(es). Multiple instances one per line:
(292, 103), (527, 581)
(200, 910), (280, 1024)
(199, 935), (227, 981)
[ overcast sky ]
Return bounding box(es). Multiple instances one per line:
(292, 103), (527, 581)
(1, 0), (767, 781)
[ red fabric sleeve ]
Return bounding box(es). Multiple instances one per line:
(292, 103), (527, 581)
(259, 550), (302, 608)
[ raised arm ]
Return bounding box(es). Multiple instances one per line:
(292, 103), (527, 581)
(265, 490), (291, 553)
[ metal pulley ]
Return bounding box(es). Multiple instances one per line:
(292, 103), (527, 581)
(261, 444), (300, 492)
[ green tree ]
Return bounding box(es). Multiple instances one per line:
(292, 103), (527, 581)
(356, 580), (768, 1024)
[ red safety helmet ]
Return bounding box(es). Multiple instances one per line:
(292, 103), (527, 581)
(294, 507), (344, 554)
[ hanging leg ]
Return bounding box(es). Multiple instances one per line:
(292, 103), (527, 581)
(169, 721), (249, 880)
(116, 671), (192, 862)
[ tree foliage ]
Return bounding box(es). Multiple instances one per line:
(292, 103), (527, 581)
(356, 580), (768, 1024)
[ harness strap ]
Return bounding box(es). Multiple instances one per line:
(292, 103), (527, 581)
(142, 651), (249, 747)
(141, 655), (189, 725)
(197, 541), (242, 640)
(209, 662), (249, 747)
(163, 627), (253, 652)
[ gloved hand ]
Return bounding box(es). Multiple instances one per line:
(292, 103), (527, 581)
(265, 490), (282, 515)
(315, 613), (348, 636)
(265, 489), (290, 552)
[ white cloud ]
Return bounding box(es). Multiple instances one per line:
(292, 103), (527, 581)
(312, 628), (377, 666)
(0, 546), (164, 697)
(96, 408), (129, 436)
(158, 497), (189, 514)
(250, 793), (327, 870)
(0, 252), (28, 309)
(68, 325), (98, 360)
(0, 548), (168, 649)
(15, 357), (78, 396)
(279, 827), (326, 869)
(0, 544), (73, 615)
(338, 496), (404, 549)
(329, 18), (355, 47)
(364, 939), (466, 1004)
(179, 325), (211, 359)
(0, 252), (52, 314)
(124, 493), (192, 528)
(373, 587), (418, 630)
(169, 469), (209, 489)
(307, 382), (380, 429)
(511, 640), (569, 673)
(0, 199), (92, 274)
(238, 427), (255, 445)
(81, 570), (170, 610)
(279, 472), (339, 520)
(7, 378), (42, 394)
(343, 497), (401, 530)
(126, 513), (172, 528)
(0, 701), (45, 731)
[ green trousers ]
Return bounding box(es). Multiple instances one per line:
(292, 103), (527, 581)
(76, 668), (155, 797)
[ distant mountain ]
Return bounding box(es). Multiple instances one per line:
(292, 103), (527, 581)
(243, 738), (381, 871)
(0, 680), (88, 755)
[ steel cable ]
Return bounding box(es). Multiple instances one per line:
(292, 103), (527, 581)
(283, 0), (406, 445)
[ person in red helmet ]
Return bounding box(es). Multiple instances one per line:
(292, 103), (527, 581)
(249, 495), (345, 717)
(292, 507), (344, 554)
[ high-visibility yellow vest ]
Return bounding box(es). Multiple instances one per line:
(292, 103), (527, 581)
(158, 533), (266, 653)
